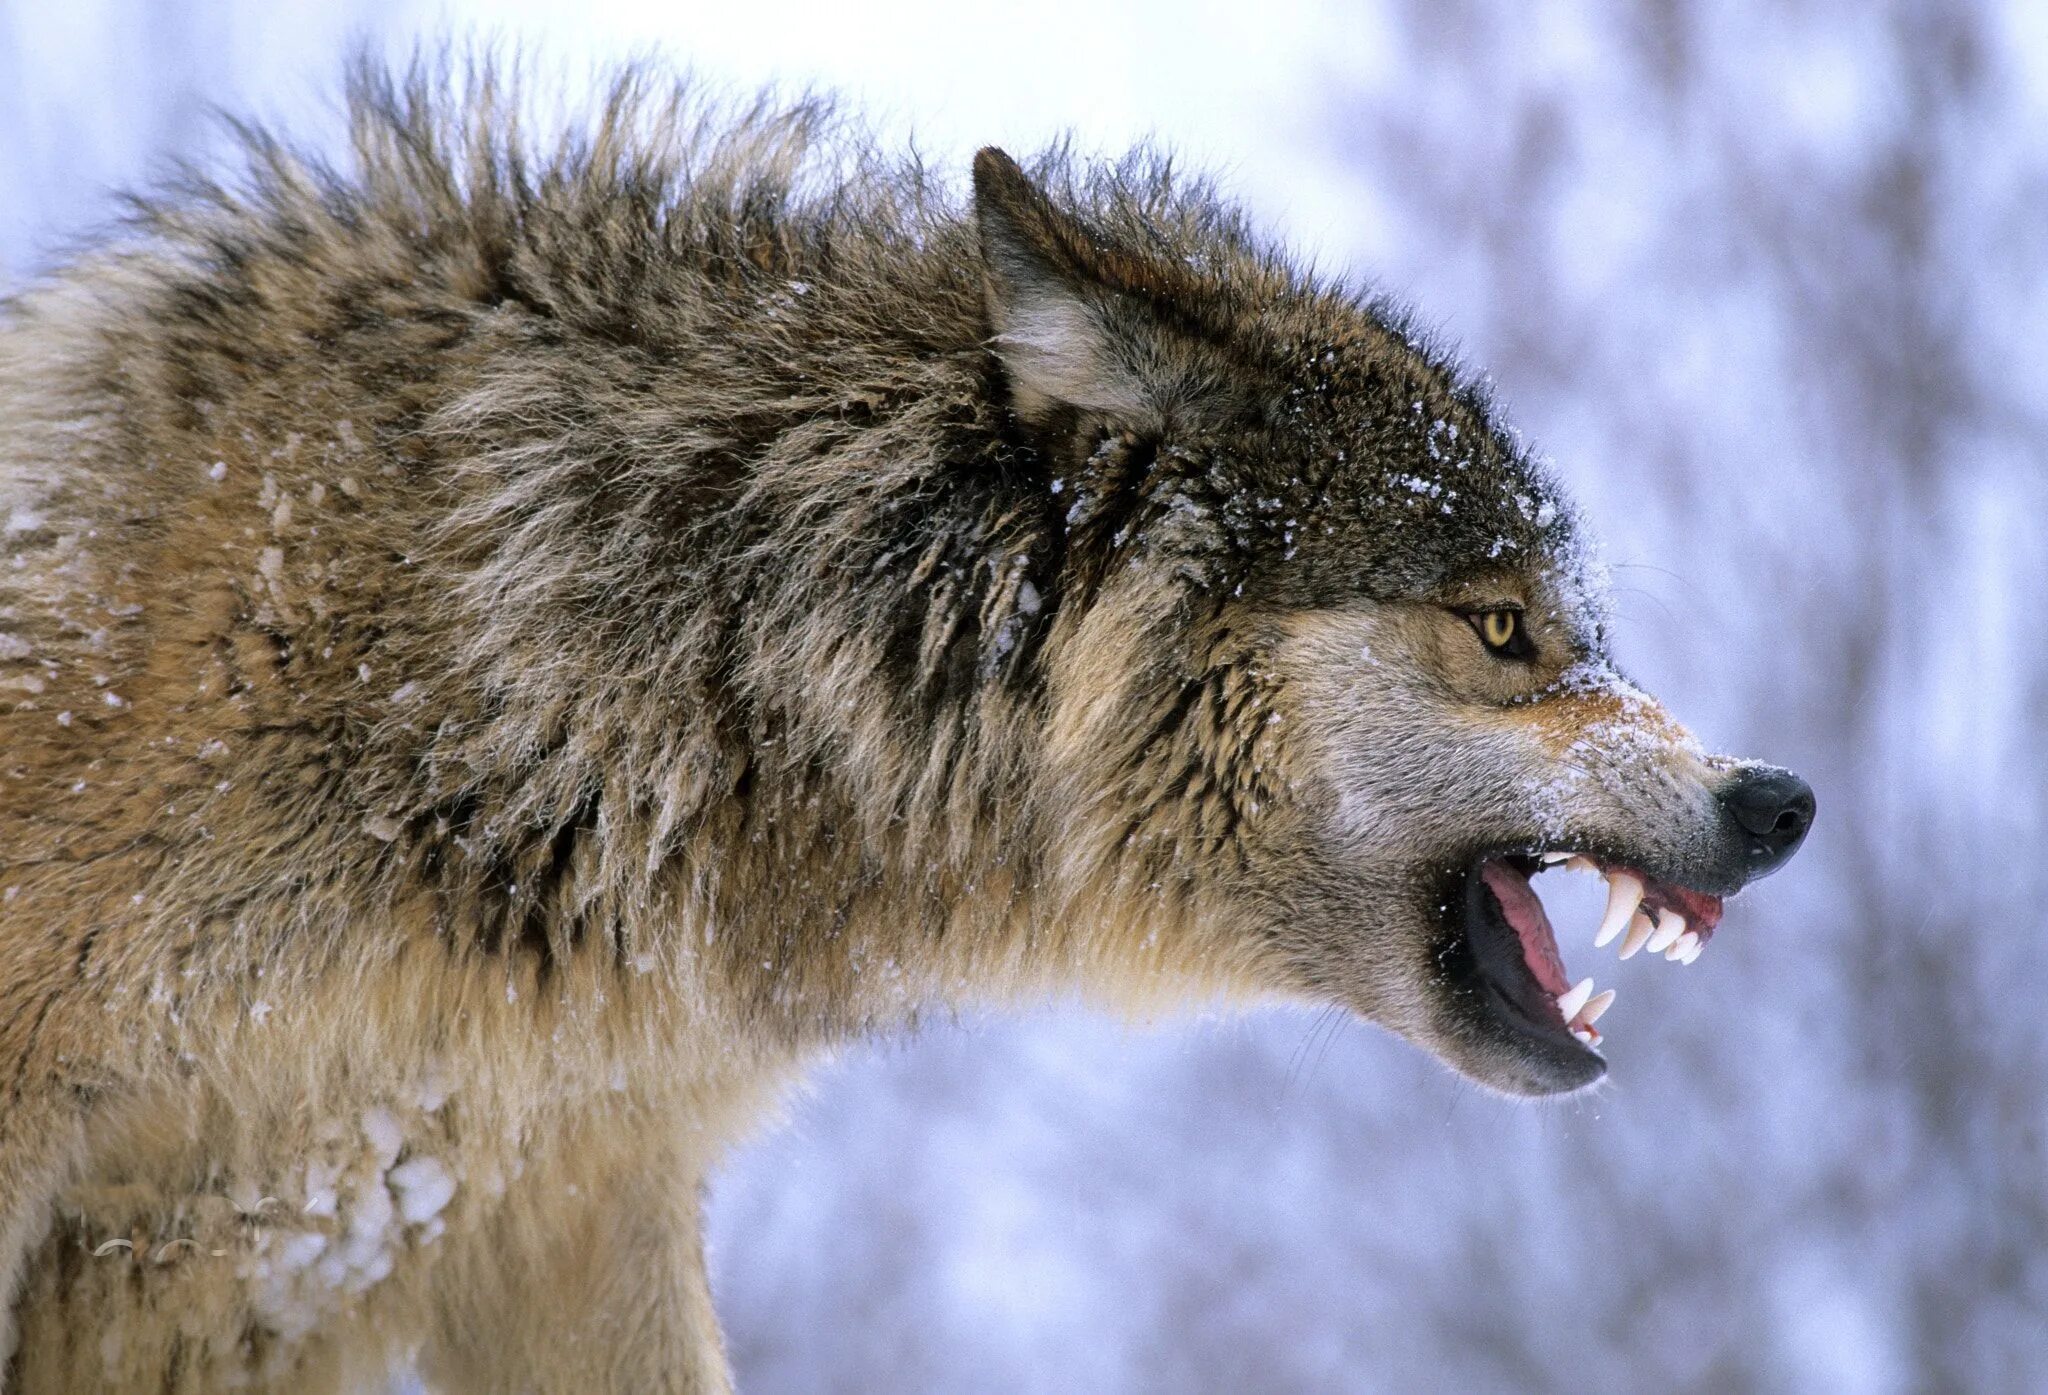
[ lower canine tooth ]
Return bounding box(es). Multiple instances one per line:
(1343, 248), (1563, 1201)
(1618, 911), (1656, 960)
(1576, 988), (1616, 1027)
(1646, 910), (1686, 954)
(1556, 977), (1594, 1022)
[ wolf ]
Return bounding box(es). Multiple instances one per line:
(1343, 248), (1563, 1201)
(0, 59), (1812, 1392)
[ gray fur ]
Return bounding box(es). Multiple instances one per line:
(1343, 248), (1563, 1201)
(0, 57), (1800, 1391)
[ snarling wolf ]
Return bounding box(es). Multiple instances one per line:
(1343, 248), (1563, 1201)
(0, 60), (1812, 1392)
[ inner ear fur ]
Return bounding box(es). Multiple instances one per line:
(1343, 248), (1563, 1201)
(971, 147), (1201, 431)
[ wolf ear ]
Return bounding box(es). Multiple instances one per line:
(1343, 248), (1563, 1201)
(972, 147), (1169, 429)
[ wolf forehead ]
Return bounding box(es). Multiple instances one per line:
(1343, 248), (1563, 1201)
(1212, 350), (1591, 614)
(1072, 331), (1603, 631)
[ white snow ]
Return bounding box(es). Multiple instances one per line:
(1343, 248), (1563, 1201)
(388, 1158), (457, 1226)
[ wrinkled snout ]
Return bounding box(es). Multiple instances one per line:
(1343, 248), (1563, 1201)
(1717, 765), (1815, 879)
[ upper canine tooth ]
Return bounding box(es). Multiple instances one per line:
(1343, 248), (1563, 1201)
(1647, 910), (1686, 954)
(1619, 910), (1656, 960)
(1556, 977), (1595, 1022)
(1593, 872), (1646, 948)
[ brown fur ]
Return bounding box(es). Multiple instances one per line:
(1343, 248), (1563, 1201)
(0, 57), (1802, 1390)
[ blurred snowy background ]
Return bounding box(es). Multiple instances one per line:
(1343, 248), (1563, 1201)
(5, 1), (2045, 1390)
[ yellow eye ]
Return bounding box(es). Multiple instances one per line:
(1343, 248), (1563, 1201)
(1470, 608), (1535, 660)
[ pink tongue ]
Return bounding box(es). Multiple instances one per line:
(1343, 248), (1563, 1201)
(1479, 862), (1571, 997)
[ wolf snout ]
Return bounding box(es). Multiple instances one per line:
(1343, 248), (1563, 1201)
(1717, 766), (1815, 877)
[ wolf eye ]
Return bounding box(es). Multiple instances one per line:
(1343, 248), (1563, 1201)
(1469, 608), (1536, 661)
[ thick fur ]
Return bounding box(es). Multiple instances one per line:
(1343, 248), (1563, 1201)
(0, 59), (1798, 1391)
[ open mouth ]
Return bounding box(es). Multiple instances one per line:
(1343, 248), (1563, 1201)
(1462, 851), (1726, 1056)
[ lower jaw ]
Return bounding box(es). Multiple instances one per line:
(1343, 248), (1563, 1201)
(1451, 860), (1606, 1090)
(1470, 985), (1608, 1094)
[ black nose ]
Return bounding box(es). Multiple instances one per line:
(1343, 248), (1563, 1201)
(1720, 767), (1815, 876)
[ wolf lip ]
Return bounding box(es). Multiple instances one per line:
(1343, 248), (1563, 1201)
(1467, 851), (1728, 1052)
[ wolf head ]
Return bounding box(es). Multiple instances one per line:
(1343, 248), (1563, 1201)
(974, 149), (1813, 1096)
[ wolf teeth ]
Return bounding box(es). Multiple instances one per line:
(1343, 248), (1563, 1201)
(1536, 858), (1712, 1031)
(1576, 988), (1616, 1027)
(1617, 909), (1656, 960)
(1593, 872), (1645, 948)
(1548, 864), (1709, 1022)
(1646, 909), (1686, 954)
